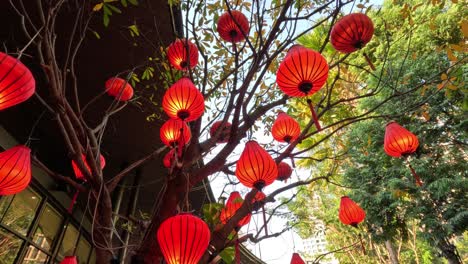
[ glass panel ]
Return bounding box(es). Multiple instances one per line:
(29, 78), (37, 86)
(75, 238), (91, 264)
(0, 188), (41, 236)
(31, 204), (63, 251)
(0, 227), (23, 264)
(89, 251), (96, 264)
(22, 246), (49, 264)
(0, 196), (14, 219)
(58, 224), (79, 259)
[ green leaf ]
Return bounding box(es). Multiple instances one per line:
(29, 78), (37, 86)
(219, 246), (235, 264)
(103, 14), (110, 27)
(128, 0), (138, 5)
(107, 3), (122, 14)
(121, 0), (128, 7)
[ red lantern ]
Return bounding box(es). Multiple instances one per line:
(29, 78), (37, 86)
(384, 121), (419, 157)
(167, 39), (199, 71)
(71, 154), (106, 181)
(0, 145), (31, 195)
(236, 141), (278, 190)
(163, 149), (176, 168)
(160, 119), (191, 147)
(105, 77), (134, 101)
(330, 13), (374, 54)
(277, 162), (292, 182)
(276, 45), (329, 97)
(217, 10), (250, 43)
(271, 112), (301, 143)
(162, 77), (205, 122)
(157, 214), (210, 264)
(339, 196), (366, 227)
(220, 191), (251, 229)
(0, 52), (35, 111)
(209, 121), (232, 143)
(290, 253), (306, 264)
(60, 256), (78, 264)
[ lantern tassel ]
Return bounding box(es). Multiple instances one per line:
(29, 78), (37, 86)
(68, 190), (80, 214)
(235, 239), (240, 264)
(262, 205), (268, 236)
(407, 161), (423, 187)
(307, 100), (321, 131)
(359, 234), (366, 255)
(363, 53), (376, 71)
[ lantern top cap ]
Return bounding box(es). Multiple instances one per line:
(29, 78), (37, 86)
(385, 121), (398, 126)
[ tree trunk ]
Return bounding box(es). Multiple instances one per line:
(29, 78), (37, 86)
(437, 239), (462, 264)
(385, 240), (399, 264)
(93, 188), (115, 264)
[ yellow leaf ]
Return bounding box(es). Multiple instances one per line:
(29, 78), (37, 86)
(446, 48), (457, 62)
(357, 4), (365, 8)
(93, 3), (103, 11)
(441, 73), (447, 80)
(450, 44), (464, 52)
(451, 0), (458, 3)
(437, 82), (445, 90)
(461, 20), (468, 38)
(422, 111), (430, 121)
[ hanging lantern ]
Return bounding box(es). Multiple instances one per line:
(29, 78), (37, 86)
(105, 77), (134, 101)
(277, 162), (292, 182)
(276, 45), (329, 97)
(236, 141), (278, 190)
(330, 13), (374, 54)
(217, 10), (250, 43)
(220, 191), (251, 229)
(290, 253), (306, 264)
(60, 256), (78, 264)
(271, 112), (301, 143)
(0, 52), (35, 111)
(0, 145), (31, 195)
(209, 121), (232, 143)
(167, 39), (199, 71)
(163, 149), (176, 168)
(384, 121), (422, 186)
(160, 119), (191, 147)
(157, 214), (210, 264)
(339, 196), (366, 227)
(71, 154), (106, 181)
(162, 77), (205, 122)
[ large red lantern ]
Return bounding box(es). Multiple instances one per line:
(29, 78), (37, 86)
(0, 52), (35, 111)
(276, 45), (329, 97)
(157, 214), (210, 264)
(330, 13), (374, 54)
(0, 145), (31, 195)
(209, 121), (232, 143)
(71, 153), (106, 181)
(60, 256), (78, 264)
(167, 39), (199, 71)
(384, 121), (422, 186)
(271, 112), (301, 143)
(290, 253), (306, 264)
(236, 141), (278, 190)
(105, 77), (134, 101)
(162, 77), (205, 122)
(277, 162), (292, 182)
(220, 191), (251, 229)
(217, 10), (250, 43)
(160, 119), (191, 147)
(339, 196), (366, 227)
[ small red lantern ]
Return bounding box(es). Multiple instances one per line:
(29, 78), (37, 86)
(0, 145), (31, 195)
(220, 191), (251, 229)
(60, 256), (78, 264)
(0, 52), (35, 111)
(167, 39), (199, 71)
(71, 154), (106, 181)
(277, 162), (292, 182)
(339, 196), (366, 227)
(209, 121), (232, 143)
(162, 77), (205, 122)
(105, 77), (134, 101)
(290, 253), (306, 264)
(217, 10), (250, 43)
(236, 141), (278, 190)
(330, 13), (374, 54)
(163, 149), (176, 168)
(157, 214), (210, 264)
(276, 45), (329, 97)
(271, 112), (301, 143)
(160, 119), (191, 147)
(384, 122), (419, 157)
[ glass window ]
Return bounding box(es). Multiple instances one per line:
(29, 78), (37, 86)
(75, 237), (91, 264)
(0, 227), (23, 264)
(0, 188), (42, 236)
(31, 204), (63, 251)
(57, 224), (79, 260)
(22, 245), (49, 264)
(89, 251), (96, 264)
